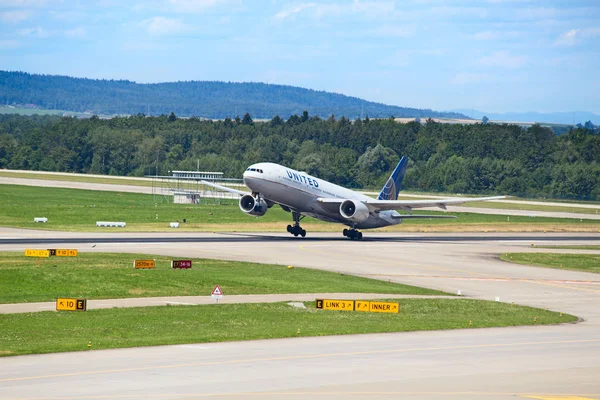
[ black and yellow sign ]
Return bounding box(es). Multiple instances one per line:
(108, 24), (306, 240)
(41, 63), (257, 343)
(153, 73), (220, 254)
(56, 298), (87, 311)
(134, 259), (155, 269)
(365, 301), (399, 314)
(56, 249), (78, 257)
(321, 300), (399, 314)
(25, 249), (50, 258)
(315, 299), (355, 311)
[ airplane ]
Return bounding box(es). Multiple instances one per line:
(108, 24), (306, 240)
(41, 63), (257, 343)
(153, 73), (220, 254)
(201, 156), (505, 239)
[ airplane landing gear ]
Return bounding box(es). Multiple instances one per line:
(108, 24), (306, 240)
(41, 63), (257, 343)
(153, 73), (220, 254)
(287, 211), (306, 237)
(343, 228), (362, 240)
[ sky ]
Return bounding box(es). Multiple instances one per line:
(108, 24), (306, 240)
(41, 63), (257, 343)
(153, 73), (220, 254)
(1, 0), (599, 114)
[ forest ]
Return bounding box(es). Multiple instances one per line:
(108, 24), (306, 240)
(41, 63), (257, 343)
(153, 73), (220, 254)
(0, 112), (598, 200)
(0, 71), (468, 120)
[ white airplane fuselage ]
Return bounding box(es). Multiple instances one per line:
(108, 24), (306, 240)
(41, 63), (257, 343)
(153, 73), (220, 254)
(243, 162), (401, 229)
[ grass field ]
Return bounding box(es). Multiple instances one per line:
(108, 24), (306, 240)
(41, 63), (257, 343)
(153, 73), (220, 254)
(0, 252), (440, 304)
(0, 299), (576, 356)
(500, 253), (600, 273)
(1, 185), (598, 232)
(535, 245), (600, 250)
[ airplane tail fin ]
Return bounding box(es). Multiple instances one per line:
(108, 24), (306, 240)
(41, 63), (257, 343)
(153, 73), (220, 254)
(377, 156), (408, 200)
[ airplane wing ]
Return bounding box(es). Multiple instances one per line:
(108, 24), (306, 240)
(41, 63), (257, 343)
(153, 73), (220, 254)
(317, 196), (506, 212)
(199, 180), (249, 196)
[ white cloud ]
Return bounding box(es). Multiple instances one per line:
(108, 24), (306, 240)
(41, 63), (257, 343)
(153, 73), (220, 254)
(473, 31), (497, 40)
(50, 10), (87, 22)
(430, 6), (488, 19)
(274, 3), (316, 20)
(515, 7), (559, 20)
(471, 30), (521, 41)
(555, 28), (579, 46)
(450, 73), (490, 85)
(370, 24), (415, 38)
(555, 28), (600, 46)
(167, 0), (220, 12)
(0, 0), (46, 7)
(139, 16), (191, 36)
(0, 39), (20, 49)
(65, 27), (85, 38)
(274, 1), (395, 21)
(479, 51), (527, 69)
(314, 1), (395, 19)
(17, 26), (48, 37)
(0, 10), (31, 23)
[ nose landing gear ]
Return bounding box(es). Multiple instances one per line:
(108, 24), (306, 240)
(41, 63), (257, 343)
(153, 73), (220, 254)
(343, 228), (362, 240)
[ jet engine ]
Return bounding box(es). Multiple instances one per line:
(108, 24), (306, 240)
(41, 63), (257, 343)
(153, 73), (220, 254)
(239, 194), (268, 217)
(339, 200), (370, 222)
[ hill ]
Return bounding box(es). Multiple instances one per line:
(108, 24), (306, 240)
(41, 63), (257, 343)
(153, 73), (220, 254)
(0, 71), (468, 120)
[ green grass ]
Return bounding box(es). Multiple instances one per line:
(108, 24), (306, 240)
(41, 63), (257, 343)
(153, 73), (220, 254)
(500, 253), (600, 273)
(0, 252), (440, 304)
(0, 299), (577, 356)
(0, 185), (598, 232)
(462, 200), (600, 215)
(534, 245), (600, 250)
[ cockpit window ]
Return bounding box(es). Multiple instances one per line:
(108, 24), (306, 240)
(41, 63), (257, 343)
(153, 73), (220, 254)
(257, 169), (263, 173)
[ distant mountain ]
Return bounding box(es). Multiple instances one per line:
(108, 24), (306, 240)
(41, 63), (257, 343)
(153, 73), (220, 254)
(453, 109), (600, 125)
(0, 71), (469, 120)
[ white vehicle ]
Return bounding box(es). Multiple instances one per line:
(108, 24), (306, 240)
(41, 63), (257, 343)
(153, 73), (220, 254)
(202, 156), (505, 239)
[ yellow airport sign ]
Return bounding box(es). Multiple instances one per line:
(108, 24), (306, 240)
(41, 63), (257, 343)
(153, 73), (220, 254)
(56, 249), (78, 257)
(134, 259), (155, 269)
(56, 298), (87, 311)
(355, 300), (371, 312)
(25, 249), (50, 258)
(315, 299), (355, 311)
(368, 301), (399, 314)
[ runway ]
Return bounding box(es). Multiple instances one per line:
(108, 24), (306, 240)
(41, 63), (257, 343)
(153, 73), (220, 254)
(1, 231), (599, 399)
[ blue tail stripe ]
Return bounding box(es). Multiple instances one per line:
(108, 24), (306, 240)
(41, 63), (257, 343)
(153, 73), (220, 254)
(377, 156), (408, 200)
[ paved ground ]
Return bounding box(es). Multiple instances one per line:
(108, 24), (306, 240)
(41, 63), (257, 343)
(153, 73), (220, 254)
(1, 231), (599, 399)
(0, 293), (457, 314)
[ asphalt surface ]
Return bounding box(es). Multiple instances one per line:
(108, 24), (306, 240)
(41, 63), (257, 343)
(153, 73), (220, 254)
(1, 231), (600, 399)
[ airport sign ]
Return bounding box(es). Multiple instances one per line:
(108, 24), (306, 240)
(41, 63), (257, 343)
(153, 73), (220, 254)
(56, 298), (87, 311)
(56, 249), (78, 257)
(315, 299), (355, 311)
(171, 259), (192, 269)
(367, 301), (399, 314)
(134, 259), (155, 269)
(25, 249), (50, 258)
(211, 285), (223, 299)
(317, 299), (399, 314)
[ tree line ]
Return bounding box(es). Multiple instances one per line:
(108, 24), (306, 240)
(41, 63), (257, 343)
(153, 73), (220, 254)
(0, 112), (598, 200)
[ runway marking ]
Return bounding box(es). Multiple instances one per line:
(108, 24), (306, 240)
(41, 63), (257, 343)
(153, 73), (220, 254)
(3, 392), (600, 399)
(2, 338), (599, 383)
